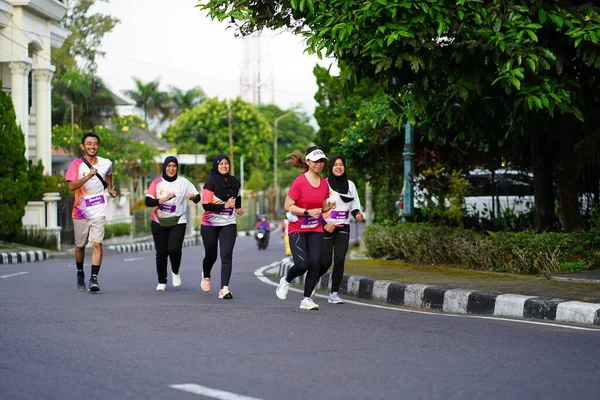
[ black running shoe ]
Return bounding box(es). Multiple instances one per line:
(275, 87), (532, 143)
(88, 275), (100, 293)
(76, 271), (86, 291)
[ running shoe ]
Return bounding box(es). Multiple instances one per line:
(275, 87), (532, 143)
(171, 271), (181, 287)
(328, 292), (345, 304)
(299, 297), (319, 310)
(218, 286), (233, 299)
(88, 275), (100, 293)
(276, 277), (290, 300)
(201, 272), (211, 292)
(76, 271), (86, 292)
(156, 283), (166, 291)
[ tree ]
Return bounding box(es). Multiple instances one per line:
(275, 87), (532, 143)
(163, 97), (272, 180)
(123, 77), (170, 125)
(52, 115), (158, 192)
(200, 0), (600, 232)
(256, 104), (315, 189)
(0, 83), (36, 240)
(53, 0), (120, 76)
(52, 0), (120, 128)
(167, 86), (207, 119)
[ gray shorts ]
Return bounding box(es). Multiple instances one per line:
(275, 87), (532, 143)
(73, 217), (106, 248)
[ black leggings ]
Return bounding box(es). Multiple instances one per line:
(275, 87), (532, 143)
(201, 224), (237, 288)
(287, 231), (324, 297)
(151, 222), (187, 284)
(318, 224), (350, 293)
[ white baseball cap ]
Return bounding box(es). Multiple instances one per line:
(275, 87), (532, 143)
(305, 148), (328, 162)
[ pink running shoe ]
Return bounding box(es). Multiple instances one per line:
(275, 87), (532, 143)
(201, 272), (211, 292)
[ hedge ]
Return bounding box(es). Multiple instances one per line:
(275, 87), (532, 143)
(363, 223), (600, 275)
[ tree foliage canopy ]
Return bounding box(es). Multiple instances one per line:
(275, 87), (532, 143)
(0, 83), (41, 240)
(163, 97), (272, 180)
(200, 0), (600, 231)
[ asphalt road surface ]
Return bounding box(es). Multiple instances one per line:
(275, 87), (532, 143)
(1, 231), (599, 400)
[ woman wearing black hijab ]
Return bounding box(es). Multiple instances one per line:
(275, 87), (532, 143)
(200, 154), (244, 299)
(317, 155), (364, 304)
(145, 156), (201, 291)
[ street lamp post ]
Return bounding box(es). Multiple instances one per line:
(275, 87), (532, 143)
(273, 110), (294, 214)
(402, 121), (415, 222)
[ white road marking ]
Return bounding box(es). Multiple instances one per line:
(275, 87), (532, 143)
(254, 265), (600, 332)
(0, 272), (29, 279)
(169, 384), (265, 400)
(123, 257), (144, 262)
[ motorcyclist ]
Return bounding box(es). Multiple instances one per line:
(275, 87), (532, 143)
(254, 216), (271, 249)
(254, 216), (271, 231)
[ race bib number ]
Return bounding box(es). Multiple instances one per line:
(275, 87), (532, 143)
(330, 210), (349, 221)
(301, 215), (320, 229)
(159, 204), (176, 213)
(84, 194), (106, 208)
(216, 208), (234, 216)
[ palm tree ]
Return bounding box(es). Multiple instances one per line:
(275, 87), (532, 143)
(167, 86), (206, 119)
(123, 77), (169, 124)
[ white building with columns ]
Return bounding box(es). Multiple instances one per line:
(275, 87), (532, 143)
(0, 0), (69, 175)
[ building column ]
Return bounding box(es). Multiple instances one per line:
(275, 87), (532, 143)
(8, 60), (32, 159)
(33, 67), (55, 175)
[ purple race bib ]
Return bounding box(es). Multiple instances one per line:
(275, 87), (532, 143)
(159, 204), (176, 213)
(216, 208), (234, 216)
(301, 215), (320, 229)
(84, 194), (106, 207)
(330, 210), (349, 221)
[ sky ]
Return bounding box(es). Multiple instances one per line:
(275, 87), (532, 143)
(93, 0), (337, 126)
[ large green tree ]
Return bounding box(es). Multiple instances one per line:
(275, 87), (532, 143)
(52, 0), (120, 128)
(163, 97), (272, 181)
(200, 0), (600, 231)
(0, 83), (41, 240)
(53, 0), (120, 76)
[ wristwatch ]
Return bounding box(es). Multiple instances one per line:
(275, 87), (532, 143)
(303, 209), (309, 217)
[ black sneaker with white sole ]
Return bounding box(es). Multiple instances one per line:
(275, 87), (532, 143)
(88, 275), (100, 293)
(76, 271), (86, 291)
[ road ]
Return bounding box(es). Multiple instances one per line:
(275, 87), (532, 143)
(1, 231), (599, 400)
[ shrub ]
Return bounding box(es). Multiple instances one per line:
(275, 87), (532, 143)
(105, 223), (131, 239)
(363, 223), (600, 275)
(11, 228), (58, 251)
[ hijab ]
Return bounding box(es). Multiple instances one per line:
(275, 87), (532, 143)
(162, 156), (178, 182)
(328, 155), (354, 203)
(205, 154), (241, 200)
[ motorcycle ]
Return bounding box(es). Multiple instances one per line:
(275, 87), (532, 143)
(255, 227), (270, 250)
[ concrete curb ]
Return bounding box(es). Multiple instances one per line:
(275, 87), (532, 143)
(108, 237), (201, 253)
(276, 258), (600, 326)
(0, 250), (49, 265)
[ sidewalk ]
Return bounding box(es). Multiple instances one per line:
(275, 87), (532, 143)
(273, 256), (600, 327)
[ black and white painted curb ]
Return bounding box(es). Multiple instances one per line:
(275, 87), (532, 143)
(277, 258), (600, 326)
(108, 237), (201, 253)
(0, 250), (48, 265)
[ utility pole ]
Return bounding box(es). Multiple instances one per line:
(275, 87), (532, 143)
(273, 110), (294, 214)
(227, 99), (235, 175)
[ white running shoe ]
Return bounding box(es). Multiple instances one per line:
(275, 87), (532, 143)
(156, 283), (166, 291)
(276, 277), (291, 300)
(328, 292), (344, 304)
(172, 271), (181, 287)
(299, 297), (319, 310)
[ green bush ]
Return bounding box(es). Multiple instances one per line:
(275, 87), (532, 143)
(105, 223), (131, 239)
(363, 223), (600, 275)
(11, 228), (58, 251)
